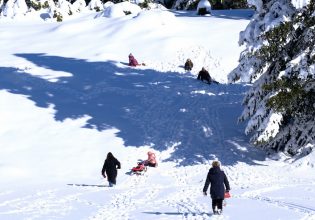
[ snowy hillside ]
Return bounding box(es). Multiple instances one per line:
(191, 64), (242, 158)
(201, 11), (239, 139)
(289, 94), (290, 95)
(1, 6), (315, 220)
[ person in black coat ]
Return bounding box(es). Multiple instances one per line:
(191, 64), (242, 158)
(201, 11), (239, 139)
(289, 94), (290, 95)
(197, 67), (212, 84)
(101, 152), (121, 187)
(203, 160), (230, 215)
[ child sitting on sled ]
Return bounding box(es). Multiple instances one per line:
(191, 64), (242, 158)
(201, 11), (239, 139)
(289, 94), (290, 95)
(131, 151), (158, 175)
(144, 151), (158, 167)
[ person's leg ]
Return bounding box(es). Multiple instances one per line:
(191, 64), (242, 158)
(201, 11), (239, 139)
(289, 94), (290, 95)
(217, 199), (223, 214)
(147, 162), (156, 167)
(108, 181), (113, 187)
(212, 199), (219, 214)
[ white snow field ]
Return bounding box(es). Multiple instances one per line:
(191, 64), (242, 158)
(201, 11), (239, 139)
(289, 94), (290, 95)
(0, 7), (315, 220)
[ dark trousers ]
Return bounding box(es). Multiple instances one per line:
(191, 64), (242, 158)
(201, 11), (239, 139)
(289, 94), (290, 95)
(212, 199), (223, 211)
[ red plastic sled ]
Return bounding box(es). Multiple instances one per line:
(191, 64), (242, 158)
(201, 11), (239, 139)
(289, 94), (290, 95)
(131, 162), (147, 175)
(224, 192), (231, 198)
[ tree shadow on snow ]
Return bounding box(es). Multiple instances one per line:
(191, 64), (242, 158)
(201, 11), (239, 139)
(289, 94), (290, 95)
(172, 9), (254, 20)
(0, 53), (266, 166)
(210, 9), (254, 20)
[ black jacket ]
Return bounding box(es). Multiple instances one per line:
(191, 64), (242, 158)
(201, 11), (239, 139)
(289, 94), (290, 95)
(203, 167), (230, 199)
(102, 157), (121, 184)
(197, 69), (211, 83)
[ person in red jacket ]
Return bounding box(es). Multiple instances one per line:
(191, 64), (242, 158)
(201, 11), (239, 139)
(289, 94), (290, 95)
(128, 53), (140, 67)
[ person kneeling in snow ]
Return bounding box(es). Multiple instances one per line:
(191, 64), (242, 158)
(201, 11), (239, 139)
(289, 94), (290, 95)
(203, 160), (230, 215)
(128, 53), (139, 67)
(197, 67), (212, 84)
(144, 151), (158, 167)
(128, 53), (145, 67)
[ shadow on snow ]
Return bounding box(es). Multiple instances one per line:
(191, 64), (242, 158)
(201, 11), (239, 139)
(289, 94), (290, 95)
(142, 211), (212, 217)
(67, 184), (107, 187)
(172, 9), (254, 20)
(0, 53), (266, 165)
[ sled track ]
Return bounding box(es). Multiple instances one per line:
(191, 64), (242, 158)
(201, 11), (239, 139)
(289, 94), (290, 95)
(246, 195), (315, 214)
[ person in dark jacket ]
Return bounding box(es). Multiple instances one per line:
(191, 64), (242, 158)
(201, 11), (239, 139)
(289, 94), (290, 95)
(203, 160), (230, 215)
(101, 152), (121, 187)
(184, 58), (193, 71)
(197, 67), (212, 84)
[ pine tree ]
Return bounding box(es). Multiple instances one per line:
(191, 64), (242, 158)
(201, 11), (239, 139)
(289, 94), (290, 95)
(229, 0), (315, 156)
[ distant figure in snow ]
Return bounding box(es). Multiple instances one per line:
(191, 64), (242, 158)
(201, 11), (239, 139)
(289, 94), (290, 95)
(197, 67), (212, 84)
(128, 53), (146, 66)
(184, 58), (194, 71)
(144, 151), (158, 167)
(203, 160), (230, 215)
(128, 53), (140, 67)
(101, 152), (121, 187)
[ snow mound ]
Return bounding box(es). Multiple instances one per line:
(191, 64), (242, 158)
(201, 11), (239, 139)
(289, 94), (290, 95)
(102, 2), (141, 18)
(197, 0), (211, 13)
(133, 9), (177, 26)
(87, 0), (103, 11)
(72, 0), (87, 13)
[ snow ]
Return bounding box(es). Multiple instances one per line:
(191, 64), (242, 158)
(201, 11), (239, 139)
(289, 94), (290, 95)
(256, 112), (283, 142)
(2, 0), (28, 17)
(102, 2), (141, 18)
(197, 0), (211, 13)
(0, 7), (315, 220)
(247, 0), (263, 12)
(291, 0), (311, 9)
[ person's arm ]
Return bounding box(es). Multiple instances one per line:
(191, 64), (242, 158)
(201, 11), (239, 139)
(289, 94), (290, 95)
(223, 172), (230, 192)
(202, 171), (211, 195)
(116, 159), (121, 169)
(101, 160), (107, 178)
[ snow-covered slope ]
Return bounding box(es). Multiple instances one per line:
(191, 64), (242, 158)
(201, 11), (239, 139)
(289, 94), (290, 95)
(0, 8), (314, 220)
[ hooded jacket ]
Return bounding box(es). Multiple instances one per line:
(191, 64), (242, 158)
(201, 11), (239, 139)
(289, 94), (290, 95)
(102, 156), (121, 184)
(203, 166), (230, 199)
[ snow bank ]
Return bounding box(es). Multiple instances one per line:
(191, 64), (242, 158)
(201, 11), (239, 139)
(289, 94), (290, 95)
(102, 2), (141, 18)
(133, 9), (178, 26)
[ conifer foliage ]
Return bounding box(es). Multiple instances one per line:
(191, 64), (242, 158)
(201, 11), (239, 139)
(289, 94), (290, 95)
(229, 0), (315, 156)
